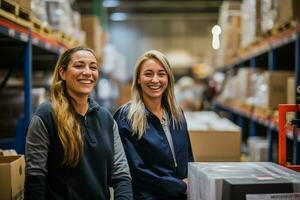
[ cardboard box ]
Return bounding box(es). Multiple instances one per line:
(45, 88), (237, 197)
(287, 76), (295, 104)
(17, 0), (31, 11)
(277, 0), (300, 26)
(189, 130), (241, 162)
(0, 155), (25, 200)
(81, 15), (102, 56)
(247, 136), (268, 162)
(264, 71), (294, 109)
(236, 68), (261, 102)
(185, 111), (241, 162)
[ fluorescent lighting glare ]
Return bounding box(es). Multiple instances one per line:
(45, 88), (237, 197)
(110, 13), (128, 21)
(211, 24), (221, 50)
(103, 0), (119, 8)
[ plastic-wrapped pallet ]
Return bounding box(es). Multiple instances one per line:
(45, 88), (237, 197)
(188, 162), (300, 200)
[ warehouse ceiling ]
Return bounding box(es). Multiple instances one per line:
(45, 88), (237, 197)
(73, 0), (243, 70)
(74, 0), (242, 20)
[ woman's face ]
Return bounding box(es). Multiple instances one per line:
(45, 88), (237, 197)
(138, 58), (168, 102)
(59, 50), (99, 98)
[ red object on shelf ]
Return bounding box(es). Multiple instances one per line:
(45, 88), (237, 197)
(278, 104), (300, 172)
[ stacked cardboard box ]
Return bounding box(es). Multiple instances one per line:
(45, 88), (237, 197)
(81, 15), (103, 59)
(216, 1), (241, 67)
(185, 111), (241, 162)
(241, 0), (261, 48)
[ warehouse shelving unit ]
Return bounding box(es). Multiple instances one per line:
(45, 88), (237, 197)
(213, 23), (300, 163)
(0, 17), (66, 154)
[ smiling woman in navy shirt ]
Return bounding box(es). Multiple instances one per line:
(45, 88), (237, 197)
(114, 50), (194, 200)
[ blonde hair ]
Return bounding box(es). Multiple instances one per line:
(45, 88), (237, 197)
(128, 50), (183, 139)
(50, 47), (96, 167)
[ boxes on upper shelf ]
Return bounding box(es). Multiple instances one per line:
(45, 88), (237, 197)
(188, 162), (300, 200)
(81, 15), (103, 58)
(260, 71), (294, 109)
(185, 111), (241, 162)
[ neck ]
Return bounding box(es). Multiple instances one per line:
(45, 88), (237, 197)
(143, 97), (163, 120)
(69, 94), (89, 116)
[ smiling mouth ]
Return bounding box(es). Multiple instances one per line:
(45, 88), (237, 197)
(148, 85), (161, 90)
(78, 79), (93, 84)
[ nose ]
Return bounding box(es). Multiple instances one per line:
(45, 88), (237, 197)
(151, 74), (159, 82)
(82, 66), (92, 75)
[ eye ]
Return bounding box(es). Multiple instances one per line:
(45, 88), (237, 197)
(74, 64), (84, 69)
(90, 65), (98, 71)
(158, 72), (167, 77)
(144, 72), (153, 77)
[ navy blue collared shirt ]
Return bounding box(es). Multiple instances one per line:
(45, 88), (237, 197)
(114, 103), (194, 200)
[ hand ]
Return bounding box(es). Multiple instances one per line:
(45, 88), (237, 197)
(182, 178), (188, 193)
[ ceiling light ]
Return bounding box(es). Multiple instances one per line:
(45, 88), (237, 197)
(110, 13), (128, 21)
(103, 0), (119, 8)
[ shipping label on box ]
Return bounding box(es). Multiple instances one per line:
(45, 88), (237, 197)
(0, 155), (25, 200)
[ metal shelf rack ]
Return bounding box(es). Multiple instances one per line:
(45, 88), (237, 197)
(213, 23), (300, 163)
(0, 17), (67, 154)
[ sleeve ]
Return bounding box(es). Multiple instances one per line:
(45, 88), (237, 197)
(25, 115), (50, 200)
(183, 114), (194, 163)
(111, 121), (133, 200)
(116, 122), (187, 197)
(182, 110), (194, 162)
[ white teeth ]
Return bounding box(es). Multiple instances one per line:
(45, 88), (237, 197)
(79, 80), (92, 84)
(149, 85), (160, 89)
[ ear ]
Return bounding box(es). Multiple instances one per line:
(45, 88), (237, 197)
(137, 78), (141, 84)
(58, 67), (66, 81)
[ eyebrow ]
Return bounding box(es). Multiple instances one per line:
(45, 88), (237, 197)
(73, 60), (98, 65)
(143, 69), (166, 72)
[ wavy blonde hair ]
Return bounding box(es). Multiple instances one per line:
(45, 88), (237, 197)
(128, 50), (183, 139)
(50, 47), (96, 167)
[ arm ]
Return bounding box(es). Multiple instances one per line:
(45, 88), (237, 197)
(185, 126), (194, 163)
(182, 113), (194, 163)
(111, 121), (133, 200)
(25, 115), (50, 200)
(119, 127), (187, 197)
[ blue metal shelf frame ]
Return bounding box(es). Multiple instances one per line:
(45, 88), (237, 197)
(0, 20), (64, 154)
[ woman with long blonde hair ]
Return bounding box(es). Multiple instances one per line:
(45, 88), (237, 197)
(25, 46), (132, 200)
(114, 50), (194, 200)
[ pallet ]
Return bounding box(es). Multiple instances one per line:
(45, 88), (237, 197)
(0, 0), (31, 28)
(52, 30), (66, 44)
(31, 16), (54, 38)
(271, 20), (297, 35)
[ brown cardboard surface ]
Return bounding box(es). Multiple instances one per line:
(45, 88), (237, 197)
(189, 130), (241, 162)
(265, 71), (294, 109)
(287, 76), (295, 104)
(0, 155), (25, 200)
(277, 0), (300, 25)
(80, 15), (102, 55)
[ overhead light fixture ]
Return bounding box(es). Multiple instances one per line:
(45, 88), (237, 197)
(102, 0), (119, 8)
(211, 25), (221, 50)
(110, 13), (128, 21)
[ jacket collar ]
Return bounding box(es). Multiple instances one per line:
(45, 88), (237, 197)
(87, 98), (100, 113)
